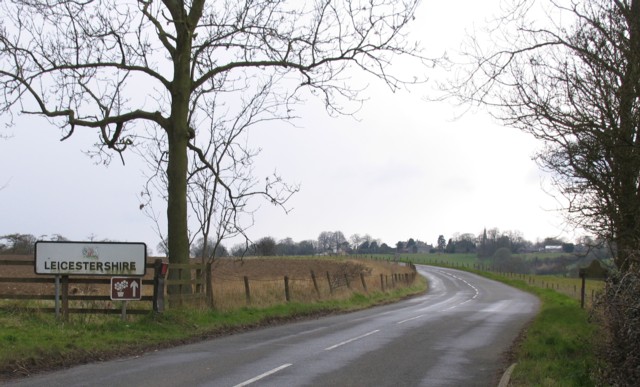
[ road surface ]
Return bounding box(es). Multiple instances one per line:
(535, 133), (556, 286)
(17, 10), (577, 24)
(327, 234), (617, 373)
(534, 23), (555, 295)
(8, 265), (539, 387)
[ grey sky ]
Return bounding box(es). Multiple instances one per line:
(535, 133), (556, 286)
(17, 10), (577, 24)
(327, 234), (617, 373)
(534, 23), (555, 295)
(0, 0), (575, 252)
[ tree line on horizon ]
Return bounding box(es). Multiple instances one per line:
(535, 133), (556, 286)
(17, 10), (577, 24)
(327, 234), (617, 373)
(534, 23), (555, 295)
(0, 228), (591, 259)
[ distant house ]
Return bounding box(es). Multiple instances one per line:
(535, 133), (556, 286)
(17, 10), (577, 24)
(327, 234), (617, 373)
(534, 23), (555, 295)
(416, 241), (434, 254)
(544, 245), (563, 252)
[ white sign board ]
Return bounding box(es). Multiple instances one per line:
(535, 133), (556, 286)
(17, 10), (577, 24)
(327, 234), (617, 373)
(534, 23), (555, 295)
(35, 241), (146, 276)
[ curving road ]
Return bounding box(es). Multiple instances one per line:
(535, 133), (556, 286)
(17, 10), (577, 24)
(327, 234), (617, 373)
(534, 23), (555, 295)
(8, 265), (539, 387)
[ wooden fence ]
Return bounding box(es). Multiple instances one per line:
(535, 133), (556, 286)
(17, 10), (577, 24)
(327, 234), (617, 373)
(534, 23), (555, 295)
(212, 268), (418, 309)
(0, 257), (166, 319)
(1, 256), (418, 314)
(165, 262), (211, 307)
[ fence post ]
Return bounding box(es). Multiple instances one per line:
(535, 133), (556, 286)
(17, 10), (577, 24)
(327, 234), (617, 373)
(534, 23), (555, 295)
(54, 275), (60, 319)
(195, 266), (203, 294)
(206, 262), (213, 308)
(153, 259), (166, 313)
(326, 271), (333, 295)
(344, 274), (351, 290)
(380, 274), (385, 291)
(311, 270), (320, 298)
(244, 276), (251, 305)
(360, 272), (368, 292)
(284, 276), (290, 302)
(61, 275), (69, 321)
(579, 270), (586, 309)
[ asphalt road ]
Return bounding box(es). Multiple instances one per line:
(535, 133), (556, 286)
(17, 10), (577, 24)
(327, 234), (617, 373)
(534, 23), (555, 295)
(8, 265), (539, 387)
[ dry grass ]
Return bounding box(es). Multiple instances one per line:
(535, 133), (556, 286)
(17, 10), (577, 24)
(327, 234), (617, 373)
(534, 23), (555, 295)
(1, 255), (416, 312)
(207, 257), (415, 311)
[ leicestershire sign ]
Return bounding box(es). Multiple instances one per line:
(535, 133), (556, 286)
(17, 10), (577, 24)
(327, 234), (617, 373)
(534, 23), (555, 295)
(111, 277), (142, 300)
(35, 241), (146, 276)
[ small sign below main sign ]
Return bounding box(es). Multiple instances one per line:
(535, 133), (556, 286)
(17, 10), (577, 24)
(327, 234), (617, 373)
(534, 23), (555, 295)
(111, 277), (142, 301)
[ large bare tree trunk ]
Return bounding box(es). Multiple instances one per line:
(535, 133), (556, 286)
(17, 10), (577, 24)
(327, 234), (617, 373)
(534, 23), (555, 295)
(165, 3), (199, 294)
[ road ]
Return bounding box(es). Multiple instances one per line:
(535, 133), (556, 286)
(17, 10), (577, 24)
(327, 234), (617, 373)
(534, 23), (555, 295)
(8, 265), (539, 387)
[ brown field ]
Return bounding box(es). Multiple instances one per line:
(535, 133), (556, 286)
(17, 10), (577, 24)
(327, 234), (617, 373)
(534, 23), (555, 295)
(0, 255), (416, 312)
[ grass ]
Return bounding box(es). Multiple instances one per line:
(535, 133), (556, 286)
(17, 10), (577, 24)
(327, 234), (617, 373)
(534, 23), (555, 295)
(0, 275), (427, 380)
(482, 272), (600, 386)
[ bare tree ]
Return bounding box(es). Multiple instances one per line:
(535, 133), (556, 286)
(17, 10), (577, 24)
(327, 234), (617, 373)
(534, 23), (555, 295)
(139, 83), (299, 268)
(446, 0), (640, 271)
(0, 0), (426, 289)
(317, 231), (331, 253)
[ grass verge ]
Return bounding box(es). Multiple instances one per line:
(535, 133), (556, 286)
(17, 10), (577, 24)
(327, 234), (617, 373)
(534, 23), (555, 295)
(0, 276), (426, 381)
(479, 271), (600, 386)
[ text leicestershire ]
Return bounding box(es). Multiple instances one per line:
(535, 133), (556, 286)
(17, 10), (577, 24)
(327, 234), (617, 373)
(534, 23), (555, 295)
(43, 260), (137, 273)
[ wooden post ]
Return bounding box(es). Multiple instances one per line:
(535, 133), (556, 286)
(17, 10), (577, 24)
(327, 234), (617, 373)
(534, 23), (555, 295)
(284, 276), (290, 302)
(326, 271), (333, 295)
(195, 267), (203, 294)
(206, 262), (213, 308)
(311, 270), (320, 298)
(380, 274), (385, 291)
(121, 301), (128, 321)
(344, 274), (351, 290)
(579, 269), (586, 309)
(153, 259), (166, 313)
(360, 272), (368, 292)
(61, 275), (69, 321)
(54, 275), (60, 319)
(244, 276), (251, 305)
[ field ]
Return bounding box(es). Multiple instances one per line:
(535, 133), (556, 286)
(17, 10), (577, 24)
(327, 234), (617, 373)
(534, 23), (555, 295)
(0, 255), (417, 314)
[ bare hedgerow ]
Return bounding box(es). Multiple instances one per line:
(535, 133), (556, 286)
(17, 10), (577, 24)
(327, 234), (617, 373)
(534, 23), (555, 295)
(592, 266), (640, 385)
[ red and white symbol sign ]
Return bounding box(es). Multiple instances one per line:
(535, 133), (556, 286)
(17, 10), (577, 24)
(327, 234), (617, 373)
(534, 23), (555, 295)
(110, 277), (142, 300)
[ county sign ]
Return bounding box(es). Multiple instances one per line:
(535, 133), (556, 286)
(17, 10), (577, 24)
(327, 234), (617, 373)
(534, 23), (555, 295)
(35, 241), (146, 276)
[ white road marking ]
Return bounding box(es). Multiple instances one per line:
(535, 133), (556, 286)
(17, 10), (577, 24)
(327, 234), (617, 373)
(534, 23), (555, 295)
(397, 314), (425, 324)
(233, 363), (292, 387)
(324, 330), (380, 351)
(437, 270), (480, 311)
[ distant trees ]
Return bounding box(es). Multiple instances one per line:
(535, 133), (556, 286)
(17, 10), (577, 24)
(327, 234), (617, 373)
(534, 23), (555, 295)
(251, 237), (277, 257)
(294, 240), (317, 256)
(0, 233), (68, 255)
(492, 247), (527, 274)
(476, 228), (533, 258)
(455, 233), (477, 253)
(437, 235), (447, 252)
(0, 234), (37, 255)
(190, 237), (228, 260)
(316, 231), (347, 254)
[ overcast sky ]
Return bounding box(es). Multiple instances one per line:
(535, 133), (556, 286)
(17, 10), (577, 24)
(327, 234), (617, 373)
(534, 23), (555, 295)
(0, 0), (577, 252)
